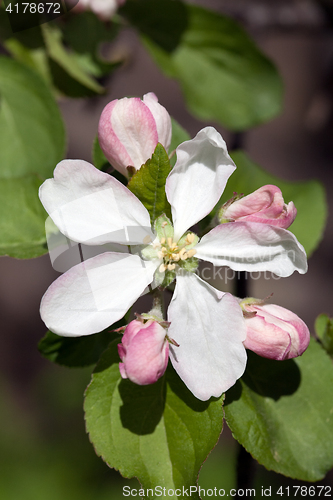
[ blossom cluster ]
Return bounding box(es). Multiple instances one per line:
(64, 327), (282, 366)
(39, 93), (310, 401)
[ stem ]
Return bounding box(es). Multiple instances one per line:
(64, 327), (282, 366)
(151, 288), (164, 320)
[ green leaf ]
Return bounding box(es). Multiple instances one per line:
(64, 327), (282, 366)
(315, 313), (333, 356)
(0, 176), (48, 258)
(218, 150), (327, 257)
(169, 117), (190, 167)
(42, 24), (104, 97)
(0, 56), (65, 179)
(4, 38), (53, 89)
(127, 143), (172, 223)
(39, 329), (120, 368)
(84, 339), (223, 499)
(225, 339), (333, 481)
(123, 0), (283, 131)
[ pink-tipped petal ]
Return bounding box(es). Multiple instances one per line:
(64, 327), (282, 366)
(168, 273), (247, 401)
(98, 93), (171, 177)
(166, 127), (236, 241)
(222, 185), (297, 229)
(40, 253), (157, 337)
(243, 303), (310, 360)
(195, 221), (307, 277)
(39, 159), (153, 245)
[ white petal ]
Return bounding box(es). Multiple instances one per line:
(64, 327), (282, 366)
(39, 160), (153, 245)
(196, 222), (308, 277)
(166, 127), (236, 240)
(168, 273), (247, 401)
(40, 253), (157, 336)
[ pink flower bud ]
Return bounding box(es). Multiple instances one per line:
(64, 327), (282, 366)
(118, 319), (169, 385)
(221, 185), (297, 229)
(242, 303), (310, 360)
(67, 0), (126, 20)
(98, 93), (172, 177)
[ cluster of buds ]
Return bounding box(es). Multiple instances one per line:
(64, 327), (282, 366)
(95, 92), (310, 388)
(241, 298), (310, 360)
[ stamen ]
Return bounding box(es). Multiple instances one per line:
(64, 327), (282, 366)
(167, 237), (173, 248)
(172, 253), (180, 261)
(160, 237), (166, 244)
(186, 233), (195, 244)
(159, 263), (167, 273)
(167, 263), (176, 271)
(179, 248), (186, 260)
(157, 251), (164, 259)
(162, 222), (168, 228)
(186, 249), (197, 258)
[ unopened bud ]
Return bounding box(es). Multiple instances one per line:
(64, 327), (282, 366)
(118, 319), (169, 385)
(241, 302), (310, 360)
(220, 185), (297, 229)
(98, 92), (172, 177)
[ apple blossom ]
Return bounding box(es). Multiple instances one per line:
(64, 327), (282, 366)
(118, 319), (169, 385)
(241, 300), (310, 360)
(67, 0), (126, 20)
(39, 126), (307, 400)
(219, 185), (297, 228)
(98, 93), (172, 178)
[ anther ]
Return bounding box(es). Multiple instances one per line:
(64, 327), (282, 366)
(159, 263), (167, 273)
(167, 237), (173, 248)
(167, 263), (176, 271)
(186, 233), (195, 244)
(160, 237), (166, 244)
(186, 249), (197, 258)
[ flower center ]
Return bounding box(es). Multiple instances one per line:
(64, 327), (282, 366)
(156, 230), (197, 273)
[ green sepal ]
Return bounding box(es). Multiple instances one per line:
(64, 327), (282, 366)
(127, 143), (172, 224)
(178, 257), (199, 273)
(154, 214), (174, 241)
(315, 313), (333, 356)
(84, 339), (224, 497)
(225, 339), (333, 481)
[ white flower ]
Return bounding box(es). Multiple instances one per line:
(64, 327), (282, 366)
(39, 127), (307, 400)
